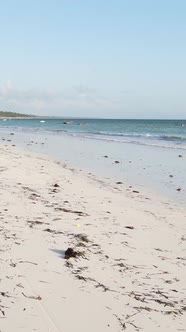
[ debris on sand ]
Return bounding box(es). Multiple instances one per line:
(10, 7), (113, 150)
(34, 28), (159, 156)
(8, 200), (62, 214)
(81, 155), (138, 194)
(44, 228), (64, 234)
(55, 207), (88, 216)
(125, 226), (134, 230)
(74, 233), (89, 243)
(64, 248), (84, 259)
(64, 248), (79, 259)
(22, 292), (42, 300)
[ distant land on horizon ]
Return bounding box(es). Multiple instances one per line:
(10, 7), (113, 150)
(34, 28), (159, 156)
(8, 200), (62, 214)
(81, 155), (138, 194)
(0, 111), (35, 118)
(0, 111), (185, 121)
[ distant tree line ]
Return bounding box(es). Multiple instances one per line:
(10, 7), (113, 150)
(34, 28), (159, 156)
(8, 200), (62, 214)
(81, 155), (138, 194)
(0, 111), (34, 117)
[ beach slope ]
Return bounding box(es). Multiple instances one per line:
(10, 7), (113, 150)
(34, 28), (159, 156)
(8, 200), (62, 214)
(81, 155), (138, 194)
(0, 146), (185, 331)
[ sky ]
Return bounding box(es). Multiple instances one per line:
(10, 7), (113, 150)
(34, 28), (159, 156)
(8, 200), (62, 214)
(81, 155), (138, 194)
(0, 0), (186, 119)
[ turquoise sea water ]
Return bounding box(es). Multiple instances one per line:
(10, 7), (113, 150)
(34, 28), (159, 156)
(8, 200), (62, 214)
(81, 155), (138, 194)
(0, 118), (186, 150)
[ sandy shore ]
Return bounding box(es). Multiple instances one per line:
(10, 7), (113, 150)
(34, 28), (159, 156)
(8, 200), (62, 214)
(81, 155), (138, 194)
(0, 129), (185, 205)
(0, 145), (185, 331)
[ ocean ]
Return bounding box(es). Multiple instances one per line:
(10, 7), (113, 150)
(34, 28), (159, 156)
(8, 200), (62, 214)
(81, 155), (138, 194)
(0, 118), (186, 150)
(0, 118), (185, 205)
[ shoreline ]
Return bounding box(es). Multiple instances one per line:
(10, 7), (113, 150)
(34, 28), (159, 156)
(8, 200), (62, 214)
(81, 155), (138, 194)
(0, 128), (185, 206)
(0, 145), (186, 331)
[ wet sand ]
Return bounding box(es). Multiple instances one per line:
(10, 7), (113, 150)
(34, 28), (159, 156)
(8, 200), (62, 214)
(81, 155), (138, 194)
(0, 129), (186, 206)
(0, 144), (186, 331)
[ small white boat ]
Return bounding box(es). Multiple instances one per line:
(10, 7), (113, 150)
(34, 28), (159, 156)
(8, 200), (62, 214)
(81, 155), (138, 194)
(40, 120), (45, 123)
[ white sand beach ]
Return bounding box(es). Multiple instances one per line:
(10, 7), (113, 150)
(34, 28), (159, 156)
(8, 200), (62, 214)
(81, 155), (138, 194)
(1, 0), (186, 330)
(0, 145), (186, 331)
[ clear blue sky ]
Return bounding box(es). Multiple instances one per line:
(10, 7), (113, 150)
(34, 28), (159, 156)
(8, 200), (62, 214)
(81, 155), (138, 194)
(0, 0), (186, 118)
